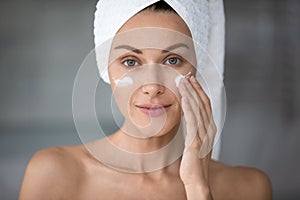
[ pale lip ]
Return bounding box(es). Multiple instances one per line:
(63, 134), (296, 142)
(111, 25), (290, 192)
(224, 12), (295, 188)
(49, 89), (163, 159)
(135, 104), (172, 117)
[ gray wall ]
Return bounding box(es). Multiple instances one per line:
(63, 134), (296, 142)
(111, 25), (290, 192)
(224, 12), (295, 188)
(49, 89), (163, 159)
(0, 0), (299, 199)
(221, 1), (300, 199)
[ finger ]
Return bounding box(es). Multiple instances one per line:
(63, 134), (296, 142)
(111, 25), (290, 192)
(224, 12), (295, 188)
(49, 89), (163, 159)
(199, 126), (216, 159)
(183, 77), (210, 132)
(181, 96), (199, 149)
(182, 78), (198, 104)
(199, 112), (217, 159)
(181, 89), (216, 159)
(189, 76), (217, 158)
(190, 76), (212, 116)
(189, 76), (214, 129)
(179, 79), (200, 122)
(179, 79), (206, 137)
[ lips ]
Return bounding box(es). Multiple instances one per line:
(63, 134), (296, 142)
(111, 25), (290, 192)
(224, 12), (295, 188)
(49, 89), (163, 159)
(135, 104), (172, 117)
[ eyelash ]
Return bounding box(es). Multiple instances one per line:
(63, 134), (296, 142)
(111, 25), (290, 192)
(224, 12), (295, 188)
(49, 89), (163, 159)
(121, 56), (182, 68)
(122, 57), (141, 67)
(164, 57), (182, 66)
(122, 59), (140, 67)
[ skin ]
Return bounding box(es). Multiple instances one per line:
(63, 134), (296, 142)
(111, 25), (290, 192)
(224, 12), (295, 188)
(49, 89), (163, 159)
(19, 10), (272, 200)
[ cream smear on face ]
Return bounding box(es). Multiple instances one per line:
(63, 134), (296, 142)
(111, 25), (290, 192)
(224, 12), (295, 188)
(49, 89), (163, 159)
(114, 70), (192, 88)
(175, 71), (192, 87)
(114, 76), (133, 87)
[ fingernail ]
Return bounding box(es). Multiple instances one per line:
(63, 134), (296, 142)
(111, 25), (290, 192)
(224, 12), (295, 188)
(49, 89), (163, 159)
(184, 71), (192, 79)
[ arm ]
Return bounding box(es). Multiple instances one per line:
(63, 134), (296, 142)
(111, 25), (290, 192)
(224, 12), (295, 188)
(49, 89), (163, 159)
(178, 76), (216, 199)
(184, 184), (213, 200)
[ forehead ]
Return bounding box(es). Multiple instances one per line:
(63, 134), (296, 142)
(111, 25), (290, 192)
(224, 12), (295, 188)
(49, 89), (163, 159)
(117, 10), (192, 38)
(108, 10), (197, 67)
(109, 27), (196, 66)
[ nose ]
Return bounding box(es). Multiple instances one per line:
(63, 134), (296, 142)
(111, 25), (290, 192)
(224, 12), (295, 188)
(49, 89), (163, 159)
(142, 83), (165, 97)
(141, 63), (165, 97)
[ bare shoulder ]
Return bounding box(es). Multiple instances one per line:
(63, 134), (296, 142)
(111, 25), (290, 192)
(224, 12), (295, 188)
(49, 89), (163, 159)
(29, 145), (86, 174)
(19, 145), (87, 199)
(209, 160), (272, 200)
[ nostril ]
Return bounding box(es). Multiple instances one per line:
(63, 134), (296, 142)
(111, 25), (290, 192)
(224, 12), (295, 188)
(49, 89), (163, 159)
(142, 84), (165, 96)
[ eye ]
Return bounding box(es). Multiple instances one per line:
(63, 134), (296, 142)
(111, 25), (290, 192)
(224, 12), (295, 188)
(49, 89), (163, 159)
(122, 59), (140, 67)
(164, 57), (181, 66)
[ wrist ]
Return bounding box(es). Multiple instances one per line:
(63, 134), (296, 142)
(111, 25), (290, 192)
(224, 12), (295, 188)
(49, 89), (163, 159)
(184, 184), (212, 200)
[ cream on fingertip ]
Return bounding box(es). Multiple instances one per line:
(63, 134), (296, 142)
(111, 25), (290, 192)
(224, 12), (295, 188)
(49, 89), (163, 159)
(175, 71), (192, 88)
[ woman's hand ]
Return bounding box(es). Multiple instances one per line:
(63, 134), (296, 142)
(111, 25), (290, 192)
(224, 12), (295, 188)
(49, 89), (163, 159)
(178, 76), (217, 199)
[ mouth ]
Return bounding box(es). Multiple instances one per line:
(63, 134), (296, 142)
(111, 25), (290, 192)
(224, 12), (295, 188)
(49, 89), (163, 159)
(135, 104), (172, 117)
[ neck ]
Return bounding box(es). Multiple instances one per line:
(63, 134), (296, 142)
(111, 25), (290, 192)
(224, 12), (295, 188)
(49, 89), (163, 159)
(109, 122), (180, 153)
(89, 121), (185, 173)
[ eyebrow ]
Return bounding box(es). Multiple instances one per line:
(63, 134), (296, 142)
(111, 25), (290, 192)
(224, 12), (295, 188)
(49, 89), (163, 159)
(114, 45), (142, 54)
(161, 43), (189, 53)
(113, 43), (189, 54)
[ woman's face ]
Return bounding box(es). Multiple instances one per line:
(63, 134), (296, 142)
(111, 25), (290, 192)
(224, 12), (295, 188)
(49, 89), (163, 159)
(108, 10), (196, 137)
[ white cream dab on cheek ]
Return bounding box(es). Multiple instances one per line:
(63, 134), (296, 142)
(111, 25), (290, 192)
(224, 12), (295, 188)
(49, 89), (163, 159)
(175, 74), (185, 87)
(114, 76), (133, 87)
(175, 71), (192, 87)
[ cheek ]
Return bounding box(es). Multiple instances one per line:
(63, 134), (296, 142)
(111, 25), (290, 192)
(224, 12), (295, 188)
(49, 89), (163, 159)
(112, 86), (141, 123)
(111, 86), (132, 119)
(157, 103), (182, 135)
(166, 97), (182, 123)
(173, 100), (182, 119)
(108, 65), (119, 86)
(108, 67), (136, 117)
(108, 63), (128, 84)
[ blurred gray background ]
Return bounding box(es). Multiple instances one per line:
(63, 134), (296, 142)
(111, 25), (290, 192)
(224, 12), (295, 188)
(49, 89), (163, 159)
(0, 0), (299, 199)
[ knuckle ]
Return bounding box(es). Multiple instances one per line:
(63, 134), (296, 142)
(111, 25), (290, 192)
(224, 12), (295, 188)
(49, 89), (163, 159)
(189, 140), (201, 150)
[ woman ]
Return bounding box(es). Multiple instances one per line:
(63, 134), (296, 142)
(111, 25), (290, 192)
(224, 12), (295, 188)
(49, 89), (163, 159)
(19, 1), (272, 199)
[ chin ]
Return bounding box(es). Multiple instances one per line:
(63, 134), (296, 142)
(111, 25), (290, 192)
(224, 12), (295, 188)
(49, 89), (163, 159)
(161, 119), (181, 135)
(121, 112), (181, 139)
